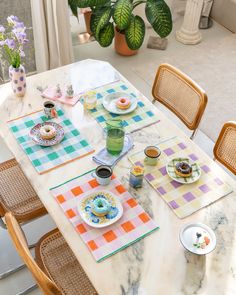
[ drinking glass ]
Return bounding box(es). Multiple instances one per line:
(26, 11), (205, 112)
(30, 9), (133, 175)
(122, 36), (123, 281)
(106, 119), (125, 155)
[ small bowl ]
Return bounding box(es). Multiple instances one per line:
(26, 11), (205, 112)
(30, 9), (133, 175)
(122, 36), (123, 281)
(144, 146), (161, 166)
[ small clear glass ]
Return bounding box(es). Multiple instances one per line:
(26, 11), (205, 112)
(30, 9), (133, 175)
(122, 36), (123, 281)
(84, 91), (97, 110)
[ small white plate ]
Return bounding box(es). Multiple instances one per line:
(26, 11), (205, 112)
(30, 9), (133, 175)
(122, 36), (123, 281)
(179, 222), (217, 255)
(77, 190), (123, 228)
(166, 157), (201, 184)
(102, 92), (137, 115)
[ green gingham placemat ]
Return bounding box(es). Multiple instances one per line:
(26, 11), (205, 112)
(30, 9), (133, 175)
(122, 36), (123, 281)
(8, 109), (95, 174)
(88, 80), (160, 133)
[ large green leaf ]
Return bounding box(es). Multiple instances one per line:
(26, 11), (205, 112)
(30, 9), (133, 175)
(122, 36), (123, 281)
(68, 0), (79, 17)
(113, 0), (132, 30)
(125, 15), (145, 50)
(145, 0), (172, 38)
(98, 22), (114, 47)
(90, 8), (112, 39)
(77, 0), (108, 8)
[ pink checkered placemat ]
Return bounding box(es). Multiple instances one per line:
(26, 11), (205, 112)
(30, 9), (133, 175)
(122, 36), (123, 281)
(50, 170), (159, 262)
(129, 137), (233, 219)
(42, 85), (81, 106)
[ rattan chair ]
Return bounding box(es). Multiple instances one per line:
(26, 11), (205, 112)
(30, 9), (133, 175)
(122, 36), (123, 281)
(0, 158), (47, 293)
(152, 63), (208, 139)
(5, 212), (97, 295)
(213, 121), (236, 175)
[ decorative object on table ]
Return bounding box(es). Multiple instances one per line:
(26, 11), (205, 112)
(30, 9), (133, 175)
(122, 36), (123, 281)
(88, 80), (160, 133)
(176, 0), (204, 45)
(94, 165), (113, 186)
(103, 91), (137, 115)
(83, 90), (97, 110)
(93, 135), (134, 167)
(166, 158), (201, 184)
(144, 146), (161, 166)
(8, 108), (95, 174)
(55, 84), (62, 98)
(129, 136), (233, 218)
(50, 170), (159, 262)
(179, 222), (216, 255)
(29, 122), (64, 147)
(43, 100), (57, 119)
(75, 0), (172, 55)
(129, 165), (144, 188)
(0, 15), (28, 97)
(147, 36), (168, 50)
(41, 85), (81, 106)
(66, 84), (74, 98)
(77, 190), (123, 228)
(106, 119), (125, 155)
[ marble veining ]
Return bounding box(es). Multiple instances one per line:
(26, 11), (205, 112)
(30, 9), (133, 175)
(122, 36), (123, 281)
(0, 59), (236, 295)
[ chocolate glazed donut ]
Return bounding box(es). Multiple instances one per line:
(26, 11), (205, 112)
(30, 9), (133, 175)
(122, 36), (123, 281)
(175, 162), (192, 177)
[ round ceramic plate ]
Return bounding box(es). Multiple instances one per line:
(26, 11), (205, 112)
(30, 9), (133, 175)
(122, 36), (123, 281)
(166, 157), (201, 184)
(29, 122), (65, 146)
(77, 190), (123, 228)
(179, 222), (217, 255)
(102, 92), (137, 115)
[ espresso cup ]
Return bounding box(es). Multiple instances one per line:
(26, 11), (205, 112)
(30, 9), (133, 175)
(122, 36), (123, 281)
(144, 146), (161, 166)
(43, 101), (57, 119)
(94, 165), (113, 186)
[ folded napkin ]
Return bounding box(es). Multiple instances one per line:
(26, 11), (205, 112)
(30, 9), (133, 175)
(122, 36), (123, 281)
(93, 135), (134, 167)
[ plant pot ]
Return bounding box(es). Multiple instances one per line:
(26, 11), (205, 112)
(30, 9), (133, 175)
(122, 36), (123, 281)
(114, 27), (138, 56)
(84, 11), (92, 35)
(9, 64), (26, 97)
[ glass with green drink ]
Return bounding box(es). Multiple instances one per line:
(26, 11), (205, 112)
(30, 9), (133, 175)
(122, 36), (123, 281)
(106, 119), (125, 155)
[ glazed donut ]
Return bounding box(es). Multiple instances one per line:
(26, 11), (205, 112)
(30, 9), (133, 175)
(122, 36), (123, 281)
(40, 125), (56, 140)
(91, 197), (111, 217)
(116, 97), (131, 110)
(175, 162), (192, 177)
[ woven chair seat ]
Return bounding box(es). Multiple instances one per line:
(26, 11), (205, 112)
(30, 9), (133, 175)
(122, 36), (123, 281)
(36, 229), (97, 295)
(0, 159), (46, 222)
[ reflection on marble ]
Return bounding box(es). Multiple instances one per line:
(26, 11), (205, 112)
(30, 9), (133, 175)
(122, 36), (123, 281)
(0, 59), (236, 295)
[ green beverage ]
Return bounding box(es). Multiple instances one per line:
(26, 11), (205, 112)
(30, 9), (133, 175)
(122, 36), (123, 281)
(106, 128), (125, 155)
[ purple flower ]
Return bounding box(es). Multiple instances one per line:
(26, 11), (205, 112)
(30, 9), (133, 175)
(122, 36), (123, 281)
(0, 40), (5, 46)
(14, 22), (25, 29)
(0, 25), (5, 33)
(5, 38), (15, 49)
(7, 15), (19, 25)
(19, 49), (25, 57)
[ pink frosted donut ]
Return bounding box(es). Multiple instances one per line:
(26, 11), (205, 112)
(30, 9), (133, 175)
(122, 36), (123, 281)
(116, 97), (131, 110)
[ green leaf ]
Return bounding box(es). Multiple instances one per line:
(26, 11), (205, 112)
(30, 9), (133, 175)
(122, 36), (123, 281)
(125, 15), (145, 50)
(68, 0), (79, 17)
(113, 0), (132, 30)
(90, 8), (112, 39)
(77, 0), (108, 8)
(145, 0), (172, 38)
(98, 22), (114, 47)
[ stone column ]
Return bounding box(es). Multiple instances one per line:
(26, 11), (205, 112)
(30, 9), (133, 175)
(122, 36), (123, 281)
(176, 0), (204, 45)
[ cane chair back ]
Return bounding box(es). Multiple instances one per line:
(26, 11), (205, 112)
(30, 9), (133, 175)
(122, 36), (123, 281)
(213, 121), (236, 175)
(152, 63), (208, 138)
(5, 212), (61, 295)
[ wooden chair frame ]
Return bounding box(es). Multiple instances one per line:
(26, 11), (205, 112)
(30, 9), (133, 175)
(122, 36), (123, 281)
(213, 121), (236, 175)
(152, 63), (208, 139)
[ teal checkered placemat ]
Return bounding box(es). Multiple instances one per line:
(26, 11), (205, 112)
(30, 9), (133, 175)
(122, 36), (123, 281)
(88, 80), (160, 133)
(8, 109), (94, 174)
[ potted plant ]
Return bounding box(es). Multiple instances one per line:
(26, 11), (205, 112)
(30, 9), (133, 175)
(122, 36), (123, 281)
(0, 15), (28, 96)
(76, 0), (172, 55)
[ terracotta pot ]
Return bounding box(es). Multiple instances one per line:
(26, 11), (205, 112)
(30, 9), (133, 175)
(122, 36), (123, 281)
(9, 64), (26, 97)
(84, 11), (92, 35)
(114, 27), (138, 56)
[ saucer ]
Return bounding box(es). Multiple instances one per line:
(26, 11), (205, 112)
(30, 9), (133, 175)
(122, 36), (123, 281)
(77, 190), (123, 228)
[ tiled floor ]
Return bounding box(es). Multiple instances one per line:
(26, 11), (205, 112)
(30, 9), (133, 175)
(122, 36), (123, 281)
(0, 15), (234, 295)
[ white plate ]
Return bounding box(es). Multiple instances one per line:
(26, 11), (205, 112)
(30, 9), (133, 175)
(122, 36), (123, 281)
(166, 157), (201, 184)
(77, 190), (123, 228)
(179, 222), (217, 255)
(102, 92), (137, 115)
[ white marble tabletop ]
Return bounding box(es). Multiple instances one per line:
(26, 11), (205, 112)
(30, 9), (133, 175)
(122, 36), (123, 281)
(0, 59), (236, 295)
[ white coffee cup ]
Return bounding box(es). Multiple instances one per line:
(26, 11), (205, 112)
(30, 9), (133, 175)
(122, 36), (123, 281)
(94, 165), (113, 186)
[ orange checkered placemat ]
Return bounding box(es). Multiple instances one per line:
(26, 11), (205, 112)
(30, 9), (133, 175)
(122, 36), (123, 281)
(50, 170), (159, 262)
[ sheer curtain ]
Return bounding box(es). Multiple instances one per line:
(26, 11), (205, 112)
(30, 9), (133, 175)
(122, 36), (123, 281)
(30, 0), (73, 73)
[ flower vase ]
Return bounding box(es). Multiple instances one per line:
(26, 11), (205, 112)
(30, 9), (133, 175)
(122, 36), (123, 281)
(9, 64), (26, 97)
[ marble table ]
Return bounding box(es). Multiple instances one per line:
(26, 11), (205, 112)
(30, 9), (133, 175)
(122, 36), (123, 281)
(0, 59), (236, 295)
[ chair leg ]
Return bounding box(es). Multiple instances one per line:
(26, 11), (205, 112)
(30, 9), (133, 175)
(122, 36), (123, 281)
(16, 284), (38, 295)
(152, 98), (156, 104)
(190, 129), (198, 140)
(0, 263), (26, 279)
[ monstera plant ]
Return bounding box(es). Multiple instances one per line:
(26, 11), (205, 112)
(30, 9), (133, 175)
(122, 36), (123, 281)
(75, 0), (172, 52)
